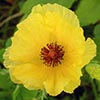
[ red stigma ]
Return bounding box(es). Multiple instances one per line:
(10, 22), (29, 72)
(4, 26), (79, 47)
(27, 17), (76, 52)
(40, 43), (64, 67)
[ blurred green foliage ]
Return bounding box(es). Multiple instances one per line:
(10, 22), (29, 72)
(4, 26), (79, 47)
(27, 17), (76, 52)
(76, 0), (100, 26)
(94, 24), (100, 62)
(86, 63), (100, 81)
(0, 68), (15, 100)
(0, 0), (100, 100)
(12, 85), (38, 100)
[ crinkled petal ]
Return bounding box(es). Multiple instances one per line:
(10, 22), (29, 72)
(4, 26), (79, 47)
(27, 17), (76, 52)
(82, 38), (96, 66)
(9, 63), (48, 89)
(32, 3), (80, 27)
(3, 14), (51, 64)
(44, 67), (67, 96)
(56, 26), (85, 67)
(61, 64), (82, 93)
(64, 78), (80, 93)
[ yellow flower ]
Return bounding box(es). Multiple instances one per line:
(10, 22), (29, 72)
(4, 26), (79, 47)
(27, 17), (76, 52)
(3, 3), (96, 96)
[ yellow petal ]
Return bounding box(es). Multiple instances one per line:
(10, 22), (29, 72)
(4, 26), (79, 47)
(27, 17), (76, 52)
(9, 63), (48, 89)
(61, 64), (82, 93)
(32, 3), (80, 27)
(64, 78), (80, 93)
(44, 67), (67, 96)
(56, 27), (85, 67)
(4, 13), (51, 63)
(82, 38), (96, 66)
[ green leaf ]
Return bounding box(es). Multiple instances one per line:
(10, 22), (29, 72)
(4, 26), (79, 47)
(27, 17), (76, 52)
(86, 63), (100, 81)
(93, 24), (100, 62)
(76, 0), (100, 26)
(0, 69), (14, 90)
(0, 48), (5, 63)
(95, 80), (100, 93)
(47, 96), (57, 100)
(5, 38), (12, 48)
(0, 69), (15, 98)
(13, 85), (38, 100)
(21, 0), (75, 19)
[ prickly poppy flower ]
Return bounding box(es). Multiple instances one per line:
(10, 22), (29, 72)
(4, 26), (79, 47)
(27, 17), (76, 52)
(3, 3), (96, 96)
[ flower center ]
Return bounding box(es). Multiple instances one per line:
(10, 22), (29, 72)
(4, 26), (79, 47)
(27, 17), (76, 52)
(40, 43), (64, 67)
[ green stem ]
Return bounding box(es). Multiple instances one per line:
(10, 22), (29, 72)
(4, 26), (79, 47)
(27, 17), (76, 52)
(37, 89), (47, 100)
(91, 79), (98, 100)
